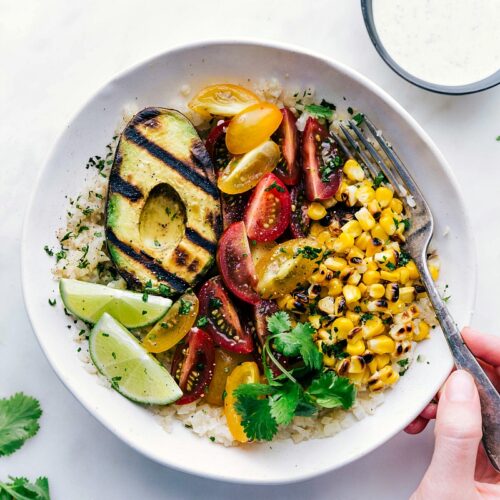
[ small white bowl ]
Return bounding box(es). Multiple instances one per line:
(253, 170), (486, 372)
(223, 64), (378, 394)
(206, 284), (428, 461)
(22, 39), (476, 484)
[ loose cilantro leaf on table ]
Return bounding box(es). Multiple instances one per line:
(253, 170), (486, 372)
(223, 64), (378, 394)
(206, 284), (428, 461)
(306, 371), (357, 409)
(0, 393), (42, 457)
(0, 476), (50, 500)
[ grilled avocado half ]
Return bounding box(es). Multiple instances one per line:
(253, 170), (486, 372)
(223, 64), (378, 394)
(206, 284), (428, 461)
(106, 107), (222, 295)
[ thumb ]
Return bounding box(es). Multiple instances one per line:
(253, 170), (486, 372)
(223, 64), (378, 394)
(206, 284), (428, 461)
(417, 370), (482, 498)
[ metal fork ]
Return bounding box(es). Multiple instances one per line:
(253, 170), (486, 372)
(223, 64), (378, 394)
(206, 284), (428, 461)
(331, 116), (500, 471)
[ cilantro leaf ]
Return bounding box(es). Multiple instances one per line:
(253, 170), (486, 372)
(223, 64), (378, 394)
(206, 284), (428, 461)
(373, 172), (387, 188)
(233, 384), (277, 441)
(273, 321), (323, 370)
(352, 112), (365, 126)
(266, 311), (291, 336)
(304, 103), (334, 120)
(306, 372), (356, 410)
(269, 382), (300, 425)
(0, 394), (42, 457)
(0, 476), (50, 500)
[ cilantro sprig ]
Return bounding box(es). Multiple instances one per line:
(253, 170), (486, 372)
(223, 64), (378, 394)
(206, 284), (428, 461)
(233, 312), (356, 441)
(0, 476), (50, 500)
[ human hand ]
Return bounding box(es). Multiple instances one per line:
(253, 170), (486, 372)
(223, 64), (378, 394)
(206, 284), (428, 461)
(410, 327), (500, 499)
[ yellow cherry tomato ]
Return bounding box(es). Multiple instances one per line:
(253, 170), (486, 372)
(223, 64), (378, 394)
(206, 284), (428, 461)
(204, 349), (253, 406)
(142, 291), (198, 353)
(224, 361), (260, 443)
(256, 238), (320, 299)
(225, 102), (283, 154)
(217, 140), (280, 194)
(188, 84), (260, 117)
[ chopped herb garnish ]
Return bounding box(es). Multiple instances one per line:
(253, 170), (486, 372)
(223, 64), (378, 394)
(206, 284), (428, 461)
(360, 313), (374, 323)
(397, 358), (410, 376)
(179, 299), (192, 315)
(60, 232), (72, 243)
(43, 245), (53, 256)
(386, 262), (396, 271)
(352, 113), (365, 126)
(196, 316), (208, 327)
(265, 181), (286, 193)
(294, 246), (322, 260)
(209, 297), (223, 309)
(48, 298), (56, 307)
(347, 106), (354, 115)
(55, 250), (67, 262)
(373, 172), (387, 188)
(398, 251), (411, 267)
(82, 207), (94, 216)
(304, 103), (334, 120)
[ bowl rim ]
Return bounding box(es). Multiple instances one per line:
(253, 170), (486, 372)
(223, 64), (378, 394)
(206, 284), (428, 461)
(21, 37), (478, 484)
(361, 0), (500, 95)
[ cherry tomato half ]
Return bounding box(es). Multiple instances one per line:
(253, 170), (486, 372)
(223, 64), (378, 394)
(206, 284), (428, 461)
(289, 182), (311, 238)
(204, 349), (253, 406)
(198, 276), (254, 354)
(188, 84), (260, 117)
(302, 117), (342, 201)
(221, 191), (250, 229)
(217, 140), (280, 195)
(142, 291), (199, 353)
(224, 361), (260, 442)
(225, 102), (283, 155)
(171, 327), (215, 405)
(244, 173), (291, 242)
(205, 119), (231, 171)
(256, 238), (319, 299)
(273, 108), (300, 185)
(216, 221), (260, 304)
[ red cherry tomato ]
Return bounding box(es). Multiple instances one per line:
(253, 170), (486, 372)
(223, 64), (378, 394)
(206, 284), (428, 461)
(216, 221), (260, 304)
(205, 119), (231, 171)
(273, 108), (300, 185)
(289, 182), (311, 238)
(302, 117), (342, 201)
(171, 327), (215, 405)
(244, 173), (291, 243)
(221, 191), (250, 229)
(198, 276), (254, 354)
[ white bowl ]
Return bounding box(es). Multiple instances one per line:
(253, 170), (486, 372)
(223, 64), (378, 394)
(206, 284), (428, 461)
(22, 40), (476, 484)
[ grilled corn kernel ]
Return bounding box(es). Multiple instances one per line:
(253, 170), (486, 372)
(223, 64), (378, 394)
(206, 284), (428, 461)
(428, 261), (440, 281)
(404, 260), (419, 279)
(368, 378), (384, 392)
(379, 365), (399, 385)
(332, 317), (354, 339)
(318, 328), (331, 342)
(356, 185), (375, 204)
(385, 283), (400, 302)
(380, 270), (400, 282)
(368, 283), (385, 299)
(347, 271), (362, 286)
(375, 186), (393, 208)
(347, 246), (364, 264)
(308, 202), (327, 220)
(399, 266), (410, 284)
(310, 265), (328, 284)
(277, 295), (293, 309)
(318, 296), (335, 315)
(371, 224), (389, 242)
(324, 256), (347, 272)
(335, 180), (348, 202)
(389, 321), (413, 341)
(362, 270), (380, 286)
(346, 311), (361, 326)
(347, 326), (363, 342)
(380, 214), (397, 236)
(343, 159), (365, 181)
(375, 354), (391, 369)
(362, 317), (385, 339)
(375, 249), (396, 267)
(334, 296), (347, 316)
(328, 278), (343, 296)
(367, 198), (381, 216)
(366, 238), (384, 257)
(342, 220), (363, 238)
(317, 230), (331, 245)
(366, 299), (388, 313)
(394, 340), (412, 356)
(355, 231), (371, 250)
(414, 320), (430, 341)
(365, 257), (378, 271)
(367, 335), (395, 354)
(346, 340), (365, 356)
(390, 198), (403, 214)
(399, 286), (415, 303)
(368, 358), (378, 374)
(347, 355), (366, 373)
(358, 282), (368, 296)
(333, 232), (354, 253)
(323, 354), (336, 367)
(343, 285), (361, 304)
(308, 315), (322, 329)
(389, 300), (406, 314)
(321, 197), (338, 209)
(355, 207), (376, 231)
(309, 222), (324, 237)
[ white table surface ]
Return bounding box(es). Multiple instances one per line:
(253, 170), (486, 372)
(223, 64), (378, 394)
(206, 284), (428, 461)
(1, 1), (499, 498)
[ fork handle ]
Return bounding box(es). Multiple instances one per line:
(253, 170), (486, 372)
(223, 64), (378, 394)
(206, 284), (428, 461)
(418, 263), (500, 471)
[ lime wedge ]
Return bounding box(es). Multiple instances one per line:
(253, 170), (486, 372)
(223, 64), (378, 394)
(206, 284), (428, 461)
(89, 313), (182, 405)
(59, 278), (171, 328)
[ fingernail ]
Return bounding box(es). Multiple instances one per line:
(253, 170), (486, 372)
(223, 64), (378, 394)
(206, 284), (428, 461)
(445, 370), (475, 402)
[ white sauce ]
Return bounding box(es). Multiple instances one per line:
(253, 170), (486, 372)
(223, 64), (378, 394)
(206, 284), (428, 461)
(373, 0), (500, 86)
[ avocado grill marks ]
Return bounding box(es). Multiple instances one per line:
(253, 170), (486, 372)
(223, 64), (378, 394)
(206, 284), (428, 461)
(108, 170), (143, 202)
(123, 126), (219, 200)
(185, 227), (217, 254)
(106, 228), (189, 293)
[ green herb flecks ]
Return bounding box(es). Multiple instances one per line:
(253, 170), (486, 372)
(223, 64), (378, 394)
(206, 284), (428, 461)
(265, 181), (286, 193)
(179, 299), (192, 315)
(294, 246), (322, 260)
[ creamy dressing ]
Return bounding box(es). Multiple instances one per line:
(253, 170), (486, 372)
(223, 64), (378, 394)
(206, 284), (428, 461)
(373, 0), (500, 86)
